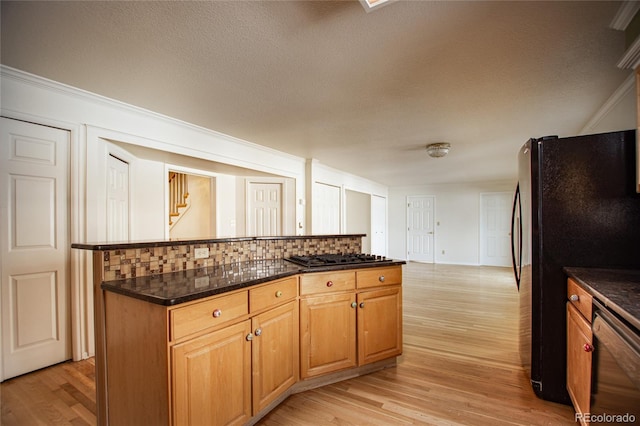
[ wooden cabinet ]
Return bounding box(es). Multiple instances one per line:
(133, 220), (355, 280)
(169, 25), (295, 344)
(104, 276), (299, 426)
(300, 292), (357, 378)
(357, 286), (402, 365)
(299, 266), (403, 379)
(172, 320), (252, 426)
(250, 278), (299, 413)
(566, 278), (593, 426)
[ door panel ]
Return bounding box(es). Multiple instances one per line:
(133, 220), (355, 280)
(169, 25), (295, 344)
(313, 182), (341, 234)
(0, 117), (71, 380)
(406, 196), (435, 262)
(248, 182), (282, 236)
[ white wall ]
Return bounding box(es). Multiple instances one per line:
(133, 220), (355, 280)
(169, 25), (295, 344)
(389, 180), (516, 265)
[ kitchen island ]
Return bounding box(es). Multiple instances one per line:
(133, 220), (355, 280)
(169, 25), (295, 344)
(73, 235), (404, 426)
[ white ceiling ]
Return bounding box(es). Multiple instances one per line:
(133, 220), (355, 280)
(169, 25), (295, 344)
(0, 1), (635, 186)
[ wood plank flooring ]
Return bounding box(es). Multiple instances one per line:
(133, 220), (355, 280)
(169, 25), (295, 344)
(1, 262), (576, 425)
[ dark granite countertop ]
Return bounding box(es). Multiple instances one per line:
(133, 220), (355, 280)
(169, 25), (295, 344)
(72, 234), (366, 251)
(564, 267), (640, 330)
(102, 259), (406, 306)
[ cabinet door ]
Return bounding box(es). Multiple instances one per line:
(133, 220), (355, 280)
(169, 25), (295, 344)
(252, 301), (299, 413)
(567, 303), (592, 421)
(357, 286), (403, 365)
(172, 320), (252, 426)
(300, 293), (357, 378)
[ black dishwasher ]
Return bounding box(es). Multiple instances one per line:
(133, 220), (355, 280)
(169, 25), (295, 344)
(589, 299), (640, 424)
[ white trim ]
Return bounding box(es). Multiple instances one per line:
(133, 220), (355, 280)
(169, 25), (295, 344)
(610, 1), (640, 31)
(0, 65), (305, 177)
(579, 72), (636, 134)
(618, 36), (640, 69)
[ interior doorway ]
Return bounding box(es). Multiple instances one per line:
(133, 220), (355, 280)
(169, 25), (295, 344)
(168, 172), (213, 239)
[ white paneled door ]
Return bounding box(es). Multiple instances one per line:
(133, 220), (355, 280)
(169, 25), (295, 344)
(407, 196), (435, 262)
(480, 192), (512, 267)
(248, 182), (282, 236)
(0, 117), (71, 380)
(313, 182), (341, 234)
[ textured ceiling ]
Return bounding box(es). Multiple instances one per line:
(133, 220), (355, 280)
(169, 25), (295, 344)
(0, 1), (634, 186)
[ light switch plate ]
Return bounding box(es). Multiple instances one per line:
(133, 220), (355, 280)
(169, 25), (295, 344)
(194, 248), (209, 259)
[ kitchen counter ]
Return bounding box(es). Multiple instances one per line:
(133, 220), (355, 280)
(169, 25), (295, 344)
(563, 267), (640, 330)
(102, 259), (406, 306)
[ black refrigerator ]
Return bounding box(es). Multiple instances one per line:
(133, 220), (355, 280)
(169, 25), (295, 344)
(511, 129), (640, 404)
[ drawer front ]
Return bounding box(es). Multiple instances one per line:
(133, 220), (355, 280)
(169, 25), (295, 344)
(356, 266), (402, 289)
(299, 271), (356, 295)
(567, 278), (592, 321)
(170, 291), (248, 341)
(250, 276), (298, 313)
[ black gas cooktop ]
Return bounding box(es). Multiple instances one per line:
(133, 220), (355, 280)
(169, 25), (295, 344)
(286, 253), (392, 268)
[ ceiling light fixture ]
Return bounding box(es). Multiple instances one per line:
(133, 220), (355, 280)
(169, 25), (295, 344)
(426, 143), (451, 158)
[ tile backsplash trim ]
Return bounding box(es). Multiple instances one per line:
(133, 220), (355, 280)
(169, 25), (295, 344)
(103, 236), (362, 281)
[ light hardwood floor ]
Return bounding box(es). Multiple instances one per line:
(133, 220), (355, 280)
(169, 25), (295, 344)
(1, 262), (576, 425)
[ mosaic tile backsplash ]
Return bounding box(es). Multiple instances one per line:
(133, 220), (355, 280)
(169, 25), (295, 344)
(103, 236), (362, 281)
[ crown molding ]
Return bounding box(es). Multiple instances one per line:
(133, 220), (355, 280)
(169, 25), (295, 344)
(579, 72), (635, 134)
(610, 1), (640, 30)
(618, 35), (640, 69)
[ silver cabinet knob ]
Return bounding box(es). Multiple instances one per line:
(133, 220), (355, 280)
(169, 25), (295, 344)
(569, 294), (579, 302)
(359, 302), (365, 309)
(255, 328), (262, 336)
(246, 333), (254, 341)
(378, 275), (385, 282)
(212, 309), (222, 318)
(351, 302), (357, 308)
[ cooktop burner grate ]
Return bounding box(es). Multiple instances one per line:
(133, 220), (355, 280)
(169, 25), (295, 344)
(286, 253), (392, 267)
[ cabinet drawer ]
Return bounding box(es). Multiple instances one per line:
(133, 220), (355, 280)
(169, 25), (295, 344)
(300, 271), (355, 295)
(170, 291), (248, 341)
(567, 278), (592, 321)
(250, 276), (298, 313)
(356, 266), (402, 289)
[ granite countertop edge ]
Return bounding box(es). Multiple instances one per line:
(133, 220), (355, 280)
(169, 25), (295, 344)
(72, 234), (367, 251)
(563, 267), (640, 330)
(102, 260), (406, 306)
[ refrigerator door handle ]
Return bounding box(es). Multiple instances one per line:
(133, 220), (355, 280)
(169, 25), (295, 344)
(511, 184), (522, 290)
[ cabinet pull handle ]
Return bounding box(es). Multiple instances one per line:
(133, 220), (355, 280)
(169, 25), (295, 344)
(255, 328), (262, 336)
(351, 302), (357, 308)
(583, 343), (593, 352)
(379, 275), (385, 282)
(569, 294), (579, 302)
(326, 281), (333, 287)
(359, 302), (365, 309)
(275, 290), (283, 298)
(212, 309), (222, 318)
(246, 333), (254, 341)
